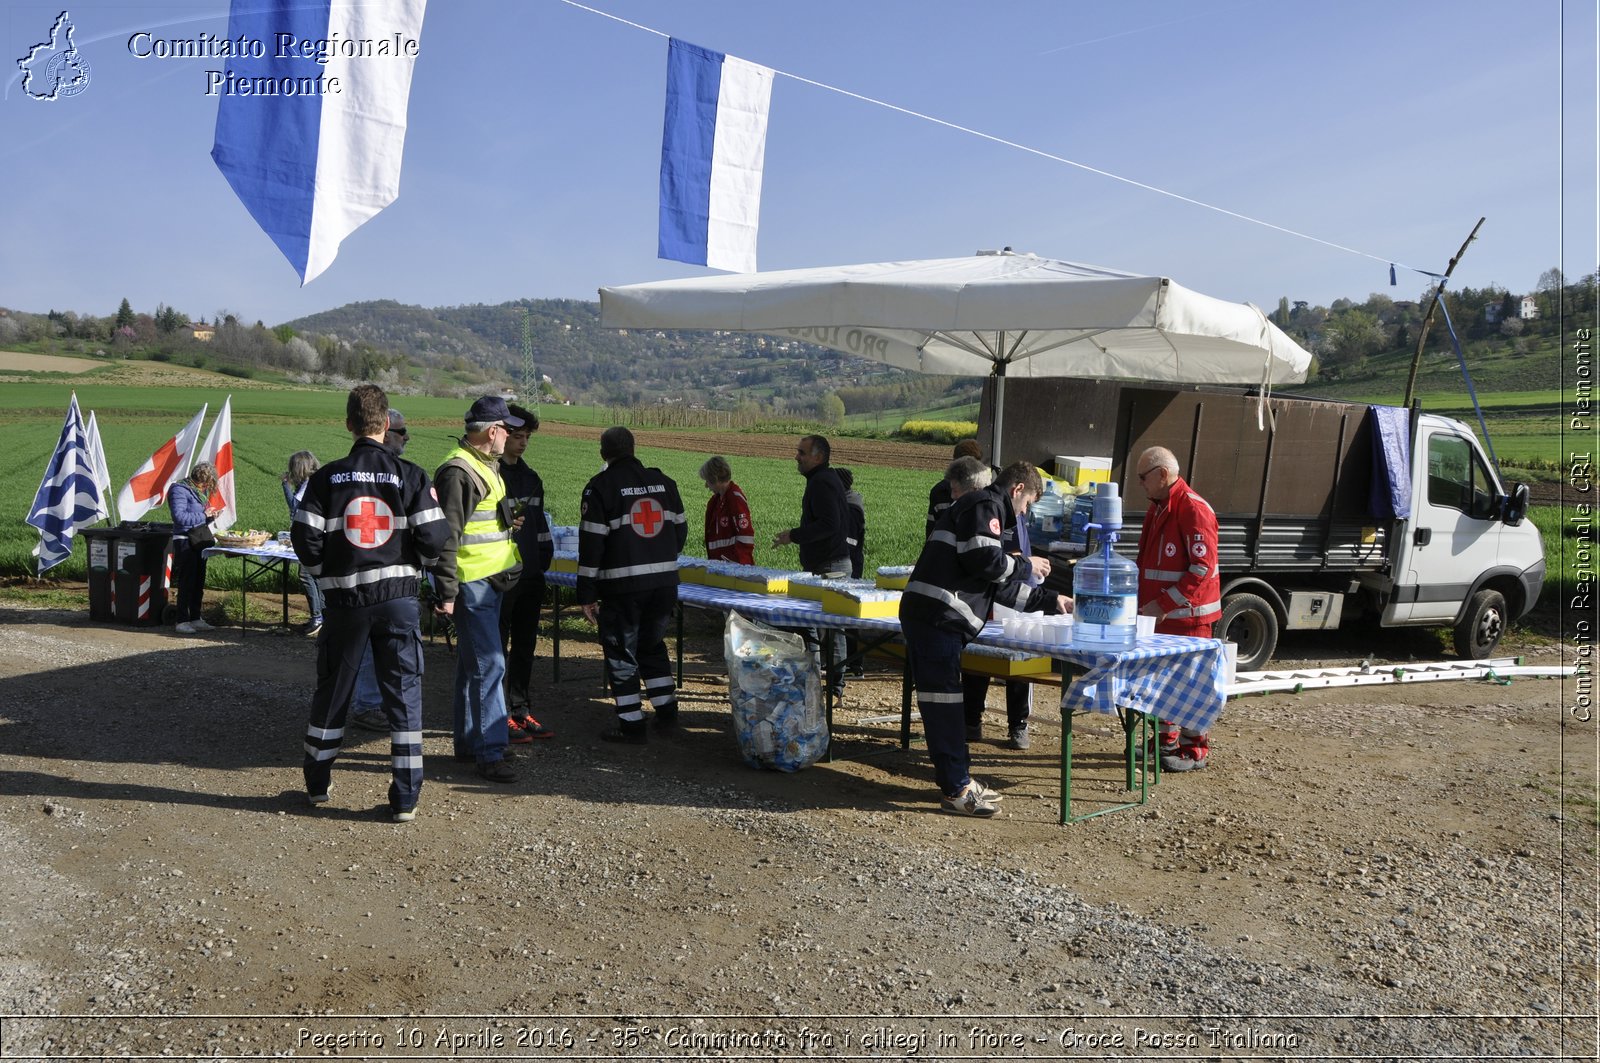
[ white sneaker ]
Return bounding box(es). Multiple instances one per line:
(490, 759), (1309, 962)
(175, 621), (198, 635)
(940, 781), (999, 818)
(969, 777), (1006, 801)
(189, 618), (215, 632)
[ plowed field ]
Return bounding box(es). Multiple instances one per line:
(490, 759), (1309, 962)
(539, 421), (951, 471)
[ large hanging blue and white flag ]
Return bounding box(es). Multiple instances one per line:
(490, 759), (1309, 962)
(659, 39), (774, 274)
(211, 0), (428, 284)
(27, 394), (108, 575)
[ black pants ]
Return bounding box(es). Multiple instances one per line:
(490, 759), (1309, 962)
(499, 575), (544, 711)
(303, 595), (425, 814)
(963, 674), (1032, 731)
(598, 586), (677, 731)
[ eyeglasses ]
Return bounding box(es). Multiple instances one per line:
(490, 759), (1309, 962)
(1136, 467), (1160, 481)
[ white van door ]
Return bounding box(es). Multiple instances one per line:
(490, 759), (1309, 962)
(1386, 428), (1504, 623)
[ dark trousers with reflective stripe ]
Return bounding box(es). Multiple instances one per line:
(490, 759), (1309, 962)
(499, 574), (544, 711)
(903, 618), (973, 797)
(303, 595), (425, 813)
(598, 586), (677, 731)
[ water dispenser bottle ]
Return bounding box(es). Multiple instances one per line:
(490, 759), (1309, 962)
(1071, 482), (1139, 649)
(1029, 477), (1067, 547)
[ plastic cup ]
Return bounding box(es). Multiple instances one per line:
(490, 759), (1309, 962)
(1137, 614), (1156, 638)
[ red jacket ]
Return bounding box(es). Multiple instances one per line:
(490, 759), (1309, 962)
(704, 480), (755, 564)
(1135, 476), (1221, 635)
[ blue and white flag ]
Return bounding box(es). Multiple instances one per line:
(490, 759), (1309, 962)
(27, 394), (108, 575)
(211, 0), (428, 284)
(659, 39), (774, 274)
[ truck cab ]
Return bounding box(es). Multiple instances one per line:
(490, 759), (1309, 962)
(1376, 413), (1545, 657)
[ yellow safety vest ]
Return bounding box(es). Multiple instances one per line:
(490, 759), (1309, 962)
(441, 445), (520, 584)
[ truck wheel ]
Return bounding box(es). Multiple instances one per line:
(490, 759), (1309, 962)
(1218, 593), (1278, 672)
(1453, 589), (1506, 660)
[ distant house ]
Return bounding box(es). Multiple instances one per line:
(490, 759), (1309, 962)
(1519, 295), (1539, 320)
(191, 322), (215, 342)
(1484, 302), (1502, 324)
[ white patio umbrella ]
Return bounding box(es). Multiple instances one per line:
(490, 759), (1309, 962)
(598, 250), (1313, 461)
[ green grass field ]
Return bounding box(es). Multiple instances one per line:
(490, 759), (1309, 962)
(0, 382), (934, 581)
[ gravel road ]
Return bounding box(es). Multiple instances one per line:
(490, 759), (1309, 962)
(0, 600), (1592, 1061)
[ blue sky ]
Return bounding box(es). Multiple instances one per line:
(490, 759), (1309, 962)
(3, 0), (1594, 327)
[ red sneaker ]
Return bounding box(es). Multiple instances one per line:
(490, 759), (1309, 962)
(505, 716), (535, 744)
(514, 713), (554, 740)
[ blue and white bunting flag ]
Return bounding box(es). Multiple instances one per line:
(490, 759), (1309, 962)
(658, 39), (774, 274)
(211, 0), (428, 284)
(27, 394), (108, 575)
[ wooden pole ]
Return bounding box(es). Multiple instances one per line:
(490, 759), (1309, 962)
(1403, 217), (1486, 408)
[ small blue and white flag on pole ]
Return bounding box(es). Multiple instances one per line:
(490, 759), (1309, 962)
(659, 39), (774, 274)
(27, 394), (108, 575)
(84, 409), (116, 523)
(211, 0), (428, 284)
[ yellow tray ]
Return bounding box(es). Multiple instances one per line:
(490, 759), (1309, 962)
(820, 588), (901, 619)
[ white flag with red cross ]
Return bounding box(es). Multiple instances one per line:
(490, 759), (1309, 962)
(196, 396), (237, 533)
(115, 405), (207, 522)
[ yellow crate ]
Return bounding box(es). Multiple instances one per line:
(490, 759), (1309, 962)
(874, 567), (911, 590)
(960, 651), (1054, 677)
(549, 555), (578, 574)
(872, 642), (1053, 677)
(820, 588), (900, 619)
(1054, 455), (1112, 487)
(785, 577), (830, 602)
(705, 572), (788, 595)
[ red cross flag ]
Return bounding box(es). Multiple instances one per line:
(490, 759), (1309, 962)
(195, 396), (237, 533)
(116, 404), (208, 522)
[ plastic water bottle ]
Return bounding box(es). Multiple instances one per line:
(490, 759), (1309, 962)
(1072, 482), (1138, 649)
(1029, 478), (1067, 546)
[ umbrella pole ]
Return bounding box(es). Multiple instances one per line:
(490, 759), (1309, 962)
(990, 363), (1007, 465)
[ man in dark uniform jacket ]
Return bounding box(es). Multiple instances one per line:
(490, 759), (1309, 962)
(900, 461), (1070, 817)
(293, 384), (448, 822)
(577, 427), (688, 744)
(499, 404), (555, 741)
(773, 434), (851, 697)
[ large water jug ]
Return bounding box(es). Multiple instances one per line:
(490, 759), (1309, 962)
(1072, 538), (1139, 649)
(1029, 479), (1067, 546)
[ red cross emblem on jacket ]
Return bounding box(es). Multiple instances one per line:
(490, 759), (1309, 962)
(629, 498), (664, 538)
(343, 496), (394, 549)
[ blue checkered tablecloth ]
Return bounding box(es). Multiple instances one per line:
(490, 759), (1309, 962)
(677, 583), (902, 634)
(975, 625), (1227, 733)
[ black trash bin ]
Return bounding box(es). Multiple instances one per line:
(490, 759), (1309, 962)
(82, 526), (118, 622)
(111, 522), (174, 627)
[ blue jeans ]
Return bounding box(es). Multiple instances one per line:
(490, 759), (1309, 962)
(451, 578), (509, 764)
(903, 619), (972, 797)
(352, 645), (380, 711)
(298, 564), (325, 621)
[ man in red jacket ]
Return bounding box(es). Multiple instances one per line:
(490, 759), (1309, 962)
(1134, 446), (1221, 772)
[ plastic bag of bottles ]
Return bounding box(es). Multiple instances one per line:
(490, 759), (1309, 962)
(723, 610), (827, 771)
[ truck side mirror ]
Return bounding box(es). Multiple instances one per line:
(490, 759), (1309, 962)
(1501, 482), (1530, 526)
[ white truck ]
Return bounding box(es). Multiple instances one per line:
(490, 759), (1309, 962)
(984, 382), (1546, 670)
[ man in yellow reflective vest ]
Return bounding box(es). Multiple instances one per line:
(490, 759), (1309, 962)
(434, 396), (524, 783)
